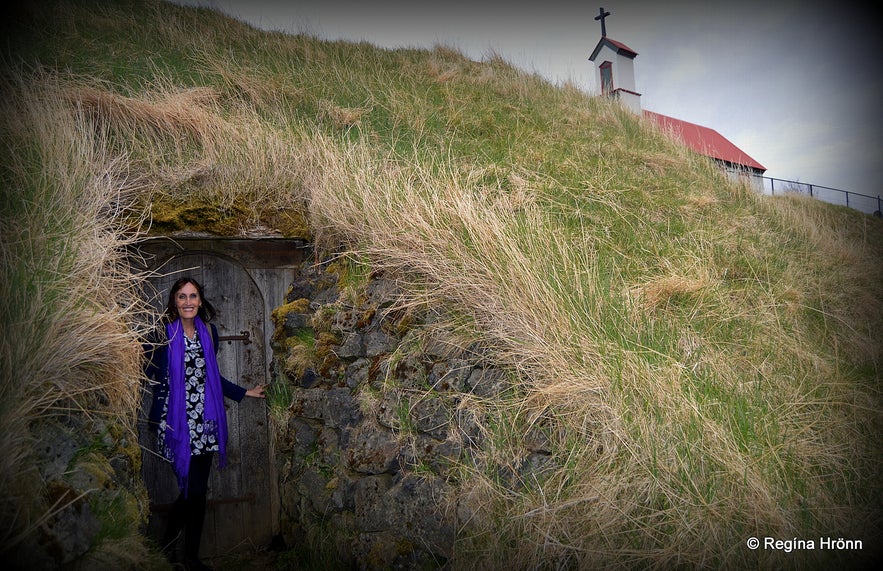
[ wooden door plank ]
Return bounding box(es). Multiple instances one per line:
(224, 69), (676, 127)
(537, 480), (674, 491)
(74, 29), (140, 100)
(203, 255), (242, 557)
(140, 247), (275, 558)
(238, 269), (273, 546)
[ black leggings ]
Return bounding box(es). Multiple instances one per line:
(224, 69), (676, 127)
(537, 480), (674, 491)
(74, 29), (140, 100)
(164, 453), (214, 559)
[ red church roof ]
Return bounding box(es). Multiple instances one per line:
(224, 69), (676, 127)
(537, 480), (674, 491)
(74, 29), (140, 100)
(589, 37), (638, 61)
(643, 110), (766, 172)
(603, 38), (638, 57)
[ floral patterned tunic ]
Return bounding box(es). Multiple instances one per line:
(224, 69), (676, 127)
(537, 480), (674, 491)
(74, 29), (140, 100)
(158, 330), (219, 456)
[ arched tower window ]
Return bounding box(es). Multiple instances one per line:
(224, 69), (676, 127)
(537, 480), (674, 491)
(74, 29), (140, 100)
(600, 61), (613, 96)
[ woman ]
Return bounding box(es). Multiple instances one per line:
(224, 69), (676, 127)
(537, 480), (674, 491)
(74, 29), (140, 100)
(144, 277), (265, 571)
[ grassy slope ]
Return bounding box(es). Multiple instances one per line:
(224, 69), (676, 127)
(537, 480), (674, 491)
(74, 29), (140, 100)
(2, 0), (882, 568)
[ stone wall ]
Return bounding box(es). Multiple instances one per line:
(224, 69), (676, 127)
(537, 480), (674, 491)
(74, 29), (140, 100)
(271, 260), (526, 569)
(5, 415), (149, 569)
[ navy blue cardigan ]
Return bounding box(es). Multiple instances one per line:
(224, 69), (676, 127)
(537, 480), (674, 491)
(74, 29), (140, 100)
(143, 322), (247, 430)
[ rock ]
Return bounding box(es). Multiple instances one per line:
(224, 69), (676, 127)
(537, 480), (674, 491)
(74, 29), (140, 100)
(347, 423), (400, 475)
(317, 426), (340, 467)
(284, 311), (311, 332)
(453, 403), (485, 449)
(291, 389), (329, 422)
(351, 530), (443, 571)
(330, 471), (357, 511)
(331, 308), (360, 333)
(274, 257), (521, 566)
(298, 467), (335, 515)
(410, 398), (450, 440)
(337, 332), (364, 359)
(382, 475), (455, 558)
(365, 331), (396, 357)
(325, 387), (363, 429)
(408, 433), (463, 476)
(353, 474), (393, 532)
(34, 423), (80, 482)
(66, 451), (112, 492)
(364, 278), (400, 309)
(299, 367), (320, 388)
(428, 359), (472, 392)
(45, 499), (102, 564)
(466, 366), (507, 398)
(375, 392), (402, 430)
(345, 358), (370, 388)
(289, 417), (317, 453)
(390, 353), (429, 390)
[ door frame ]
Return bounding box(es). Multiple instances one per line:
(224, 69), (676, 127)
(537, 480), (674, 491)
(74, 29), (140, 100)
(134, 236), (308, 557)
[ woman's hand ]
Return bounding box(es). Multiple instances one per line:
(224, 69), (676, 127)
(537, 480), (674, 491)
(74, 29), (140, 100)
(245, 383), (267, 399)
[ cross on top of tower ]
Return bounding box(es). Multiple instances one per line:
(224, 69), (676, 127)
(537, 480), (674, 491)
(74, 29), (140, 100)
(595, 7), (611, 37)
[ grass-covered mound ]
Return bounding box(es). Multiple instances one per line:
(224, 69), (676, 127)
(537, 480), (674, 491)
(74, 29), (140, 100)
(2, 0), (881, 567)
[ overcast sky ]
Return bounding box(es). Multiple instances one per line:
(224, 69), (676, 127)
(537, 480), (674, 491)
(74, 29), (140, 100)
(173, 0), (882, 200)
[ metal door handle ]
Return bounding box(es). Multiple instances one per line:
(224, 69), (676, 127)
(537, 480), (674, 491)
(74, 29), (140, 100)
(218, 330), (251, 345)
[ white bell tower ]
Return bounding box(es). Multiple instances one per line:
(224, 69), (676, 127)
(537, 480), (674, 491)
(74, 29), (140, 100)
(588, 7), (641, 114)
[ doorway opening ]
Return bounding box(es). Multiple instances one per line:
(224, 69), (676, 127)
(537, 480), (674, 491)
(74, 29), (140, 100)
(134, 237), (307, 558)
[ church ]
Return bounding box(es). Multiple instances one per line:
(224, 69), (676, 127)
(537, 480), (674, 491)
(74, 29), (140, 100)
(588, 8), (767, 189)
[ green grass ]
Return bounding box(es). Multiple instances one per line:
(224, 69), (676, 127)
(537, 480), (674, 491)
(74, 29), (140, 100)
(2, 0), (882, 568)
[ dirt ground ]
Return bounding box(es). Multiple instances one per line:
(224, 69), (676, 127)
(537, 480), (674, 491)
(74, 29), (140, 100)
(204, 548), (285, 570)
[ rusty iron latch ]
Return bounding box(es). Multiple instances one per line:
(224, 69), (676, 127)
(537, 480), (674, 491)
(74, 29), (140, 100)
(218, 330), (251, 345)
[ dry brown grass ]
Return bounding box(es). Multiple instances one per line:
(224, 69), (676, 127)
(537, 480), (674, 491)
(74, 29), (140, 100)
(762, 194), (883, 366)
(61, 74), (311, 236)
(300, 120), (883, 567)
(1, 70), (155, 551)
(67, 83), (226, 143)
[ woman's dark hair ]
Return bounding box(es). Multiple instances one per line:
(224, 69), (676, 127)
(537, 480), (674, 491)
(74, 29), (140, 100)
(165, 277), (217, 322)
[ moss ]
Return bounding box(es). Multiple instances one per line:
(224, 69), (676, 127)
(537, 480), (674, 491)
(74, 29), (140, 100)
(89, 487), (143, 541)
(265, 208), (312, 239)
(314, 331), (342, 360)
(286, 328), (317, 349)
(311, 306), (336, 334)
(271, 297), (312, 342)
(317, 353), (344, 379)
(391, 306), (416, 336)
(327, 257), (371, 294)
(146, 195), (312, 239)
(70, 451), (113, 490)
(278, 297), (312, 318)
(106, 419), (142, 478)
(148, 196), (246, 235)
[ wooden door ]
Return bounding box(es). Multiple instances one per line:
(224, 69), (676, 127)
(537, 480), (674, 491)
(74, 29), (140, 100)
(139, 252), (273, 558)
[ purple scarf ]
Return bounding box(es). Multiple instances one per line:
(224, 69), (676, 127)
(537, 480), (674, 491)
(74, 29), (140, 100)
(163, 317), (228, 492)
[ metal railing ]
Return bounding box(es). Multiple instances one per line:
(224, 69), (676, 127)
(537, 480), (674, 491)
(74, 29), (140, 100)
(762, 176), (882, 217)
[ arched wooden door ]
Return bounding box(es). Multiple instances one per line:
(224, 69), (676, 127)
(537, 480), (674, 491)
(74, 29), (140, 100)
(139, 251), (273, 558)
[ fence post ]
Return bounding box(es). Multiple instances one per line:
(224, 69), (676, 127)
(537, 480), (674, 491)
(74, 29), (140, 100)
(808, 184), (813, 198)
(845, 191), (849, 207)
(770, 178), (775, 195)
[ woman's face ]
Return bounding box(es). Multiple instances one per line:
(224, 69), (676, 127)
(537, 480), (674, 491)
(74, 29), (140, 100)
(174, 282), (201, 321)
